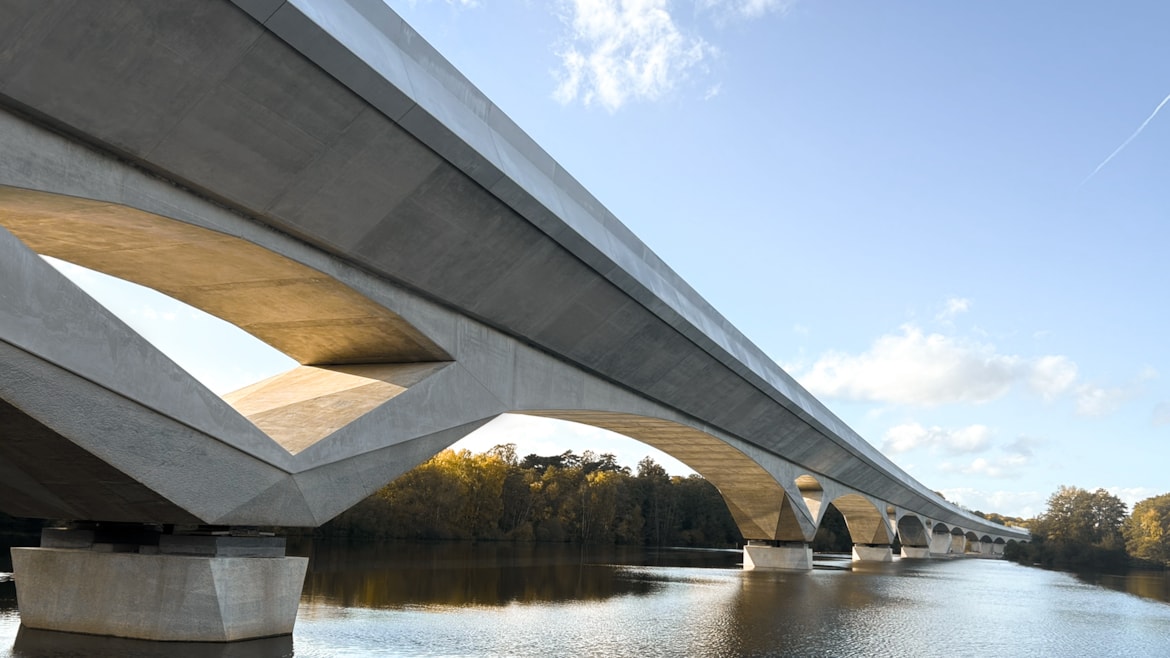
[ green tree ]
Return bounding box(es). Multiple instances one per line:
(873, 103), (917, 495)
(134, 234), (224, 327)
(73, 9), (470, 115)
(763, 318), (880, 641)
(1042, 485), (1126, 548)
(1007, 485), (1129, 570)
(1125, 492), (1170, 566)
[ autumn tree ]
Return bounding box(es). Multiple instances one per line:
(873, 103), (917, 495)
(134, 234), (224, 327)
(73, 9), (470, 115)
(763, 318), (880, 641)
(1124, 493), (1170, 566)
(1040, 486), (1126, 548)
(1007, 485), (1129, 570)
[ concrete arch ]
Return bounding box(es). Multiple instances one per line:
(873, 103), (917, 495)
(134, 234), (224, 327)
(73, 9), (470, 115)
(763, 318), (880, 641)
(896, 514), (930, 547)
(930, 522), (954, 554)
(950, 526), (968, 553)
(830, 493), (894, 546)
(517, 411), (807, 543)
(965, 530), (981, 554)
(895, 512), (931, 558)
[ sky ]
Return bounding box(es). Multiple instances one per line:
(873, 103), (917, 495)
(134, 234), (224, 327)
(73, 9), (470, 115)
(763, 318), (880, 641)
(49, 0), (1170, 519)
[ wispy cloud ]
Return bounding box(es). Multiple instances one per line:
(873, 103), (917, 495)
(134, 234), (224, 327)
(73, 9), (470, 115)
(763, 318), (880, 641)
(1002, 435), (1046, 458)
(883, 422), (992, 455)
(554, 0), (714, 112)
(1106, 486), (1161, 513)
(936, 296), (971, 322)
(938, 487), (1046, 518)
(939, 453), (1030, 479)
(1083, 90), (1170, 184)
(793, 324), (1078, 406)
(698, 0), (795, 21)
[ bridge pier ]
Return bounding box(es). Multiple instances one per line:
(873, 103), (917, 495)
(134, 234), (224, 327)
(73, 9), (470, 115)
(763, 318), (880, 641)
(742, 541), (813, 571)
(11, 525), (306, 642)
(899, 546), (931, 559)
(929, 532), (953, 555)
(851, 544), (893, 562)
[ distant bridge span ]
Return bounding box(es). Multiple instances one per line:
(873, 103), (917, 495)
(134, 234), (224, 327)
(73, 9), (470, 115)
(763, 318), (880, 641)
(0, 0), (1025, 641)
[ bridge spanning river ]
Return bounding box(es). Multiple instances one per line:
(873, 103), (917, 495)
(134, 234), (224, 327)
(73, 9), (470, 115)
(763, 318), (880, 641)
(0, 0), (1026, 642)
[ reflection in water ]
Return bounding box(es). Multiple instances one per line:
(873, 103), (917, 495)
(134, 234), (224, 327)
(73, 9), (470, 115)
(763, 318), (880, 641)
(1079, 570), (1170, 604)
(11, 627), (292, 658)
(2, 541), (1170, 657)
(298, 541), (686, 608)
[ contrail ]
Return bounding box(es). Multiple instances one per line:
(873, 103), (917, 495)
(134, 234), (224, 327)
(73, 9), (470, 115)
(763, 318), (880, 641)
(1082, 90), (1170, 184)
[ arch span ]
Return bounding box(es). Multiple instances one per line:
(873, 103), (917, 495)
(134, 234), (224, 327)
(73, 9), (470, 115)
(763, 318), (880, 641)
(896, 514), (929, 547)
(518, 411), (807, 543)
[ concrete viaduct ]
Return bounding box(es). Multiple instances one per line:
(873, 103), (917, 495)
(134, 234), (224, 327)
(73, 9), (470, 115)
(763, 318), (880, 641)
(0, 0), (1028, 642)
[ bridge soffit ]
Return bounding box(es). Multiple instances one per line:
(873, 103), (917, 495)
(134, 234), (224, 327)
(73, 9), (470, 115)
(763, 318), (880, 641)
(893, 511), (930, 547)
(828, 491), (895, 546)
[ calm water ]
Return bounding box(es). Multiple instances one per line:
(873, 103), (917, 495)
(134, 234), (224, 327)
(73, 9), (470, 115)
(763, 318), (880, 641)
(2, 540), (1170, 656)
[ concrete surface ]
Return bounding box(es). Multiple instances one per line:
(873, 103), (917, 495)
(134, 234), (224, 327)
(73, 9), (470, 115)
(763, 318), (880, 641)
(743, 543), (813, 571)
(11, 547), (307, 642)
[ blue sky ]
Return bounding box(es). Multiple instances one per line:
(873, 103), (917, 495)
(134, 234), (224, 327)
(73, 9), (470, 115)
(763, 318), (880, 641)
(53, 1), (1169, 518)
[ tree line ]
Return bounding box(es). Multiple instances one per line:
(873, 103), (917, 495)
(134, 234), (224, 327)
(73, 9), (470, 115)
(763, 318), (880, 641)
(317, 445), (745, 548)
(1003, 485), (1170, 571)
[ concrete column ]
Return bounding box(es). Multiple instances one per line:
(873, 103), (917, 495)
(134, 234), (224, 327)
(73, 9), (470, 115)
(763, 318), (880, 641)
(743, 541), (813, 571)
(851, 544), (893, 562)
(900, 546), (931, 559)
(991, 543), (1005, 556)
(980, 540), (993, 555)
(929, 533), (952, 555)
(11, 527), (307, 642)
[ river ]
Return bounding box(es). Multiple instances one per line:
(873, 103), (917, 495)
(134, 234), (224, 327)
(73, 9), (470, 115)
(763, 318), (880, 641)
(2, 539), (1169, 656)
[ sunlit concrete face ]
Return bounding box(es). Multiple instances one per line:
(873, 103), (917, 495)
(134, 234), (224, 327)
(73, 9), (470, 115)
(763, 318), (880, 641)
(520, 411), (802, 542)
(0, 186), (448, 366)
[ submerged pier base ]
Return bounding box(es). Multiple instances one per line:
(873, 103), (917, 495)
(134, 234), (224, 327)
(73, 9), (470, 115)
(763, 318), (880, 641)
(11, 526), (306, 642)
(851, 544), (894, 562)
(742, 541), (813, 571)
(900, 546), (931, 559)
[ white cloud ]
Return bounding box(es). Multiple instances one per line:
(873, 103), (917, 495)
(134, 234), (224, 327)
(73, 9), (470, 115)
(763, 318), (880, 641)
(936, 296), (971, 321)
(882, 422), (991, 455)
(1106, 486), (1161, 513)
(939, 454), (1029, 479)
(938, 487), (1046, 518)
(1074, 383), (1129, 417)
(703, 82), (722, 100)
(554, 0), (714, 112)
(795, 324), (1075, 406)
(1028, 355), (1078, 400)
(1072, 367), (1153, 417)
(1002, 435), (1045, 458)
(698, 0), (793, 20)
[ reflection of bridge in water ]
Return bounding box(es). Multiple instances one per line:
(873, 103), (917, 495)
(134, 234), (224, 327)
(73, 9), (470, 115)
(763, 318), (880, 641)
(0, 0), (1026, 642)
